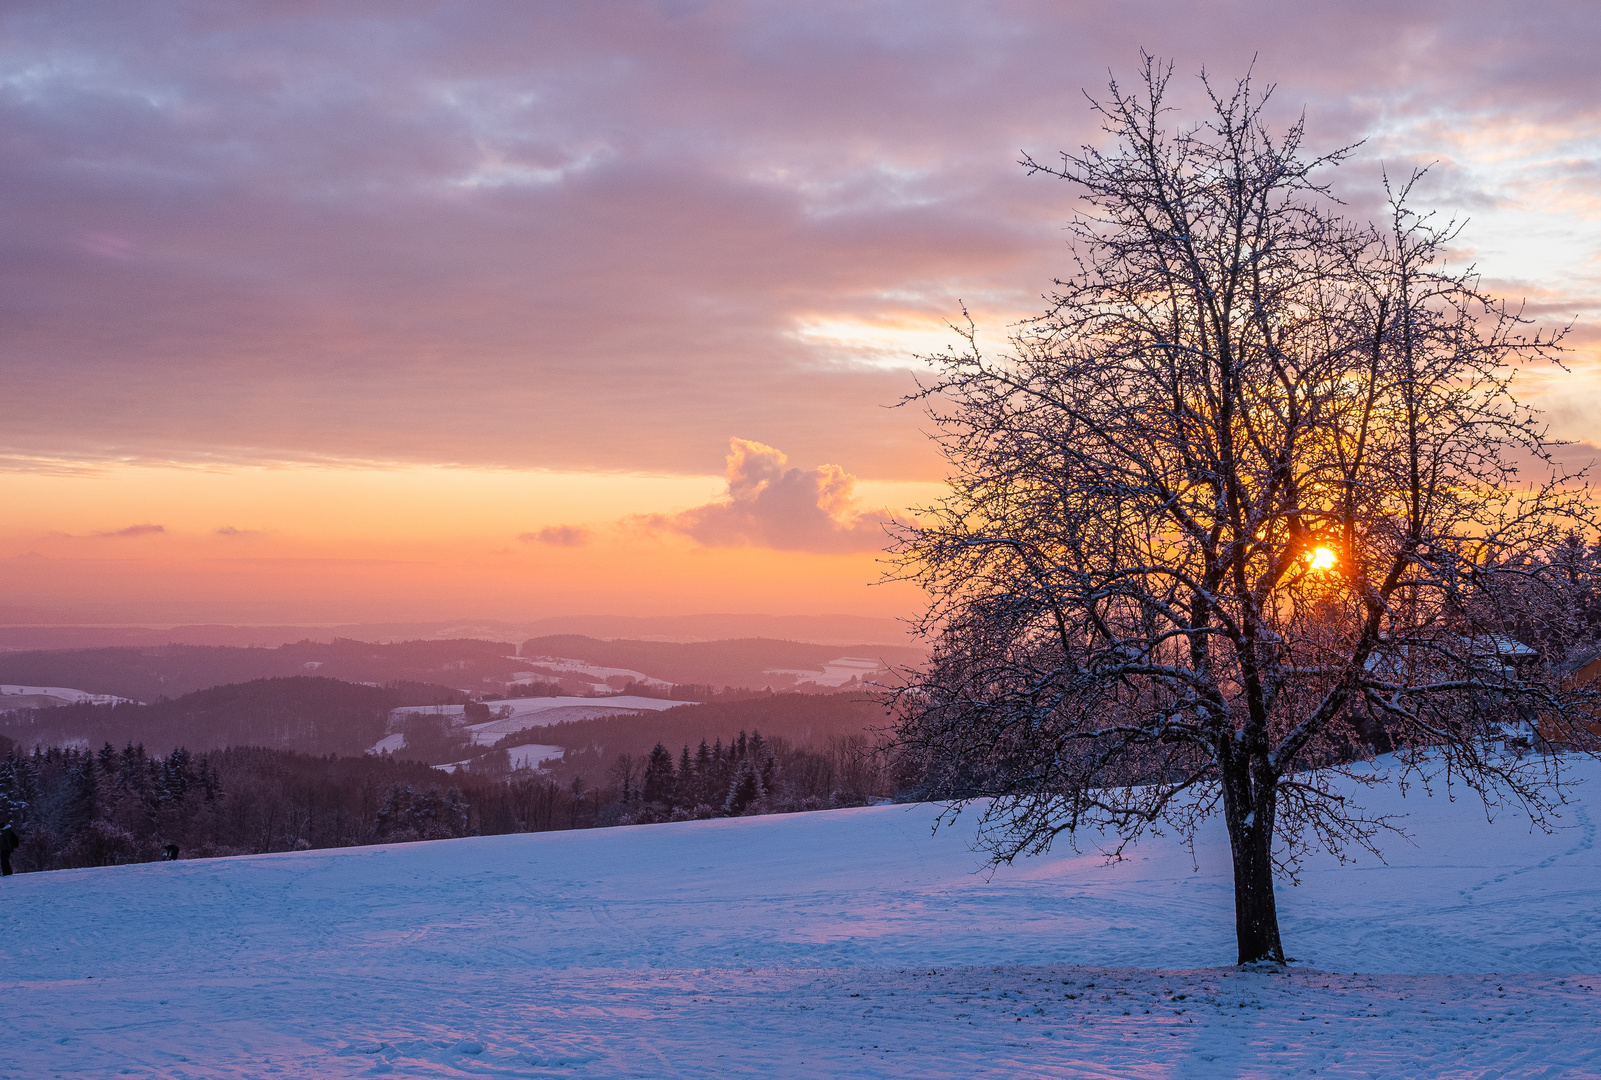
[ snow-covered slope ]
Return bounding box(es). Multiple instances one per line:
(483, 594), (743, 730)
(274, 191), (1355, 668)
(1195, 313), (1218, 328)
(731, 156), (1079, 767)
(0, 683), (136, 707)
(2, 757), (1599, 1077)
(375, 693), (688, 756)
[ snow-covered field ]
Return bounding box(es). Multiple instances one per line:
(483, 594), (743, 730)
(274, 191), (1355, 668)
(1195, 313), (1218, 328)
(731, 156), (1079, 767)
(502, 742), (564, 770)
(436, 743), (565, 774)
(514, 656), (671, 693)
(3, 757), (1599, 1078)
(763, 656), (883, 688)
(0, 683), (135, 708)
(372, 694), (690, 755)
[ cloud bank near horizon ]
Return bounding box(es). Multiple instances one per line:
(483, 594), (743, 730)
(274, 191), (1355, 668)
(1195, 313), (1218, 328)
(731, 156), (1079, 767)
(1, 1), (1598, 484)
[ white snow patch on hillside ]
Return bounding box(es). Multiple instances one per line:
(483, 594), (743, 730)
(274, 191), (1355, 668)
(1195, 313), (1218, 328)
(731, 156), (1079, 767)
(0, 683), (137, 707)
(2, 756), (1599, 1077)
(370, 732), (405, 754)
(765, 656), (884, 687)
(504, 742), (563, 769)
(376, 694), (691, 754)
(516, 655), (673, 691)
(433, 744), (564, 774)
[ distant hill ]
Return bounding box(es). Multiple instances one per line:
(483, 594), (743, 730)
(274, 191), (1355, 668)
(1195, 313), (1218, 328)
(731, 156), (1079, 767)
(519, 635), (925, 691)
(0, 639), (528, 701)
(0, 635), (927, 704)
(0, 613), (914, 651)
(514, 613), (912, 646)
(0, 676), (466, 756)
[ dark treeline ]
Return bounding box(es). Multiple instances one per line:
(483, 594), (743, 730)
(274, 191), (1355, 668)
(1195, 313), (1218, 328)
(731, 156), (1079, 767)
(0, 741), (485, 870)
(0, 727), (905, 875)
(590, 728), (896, 825)
(482, 692), (892, 767)
(0, 677), (467, 757)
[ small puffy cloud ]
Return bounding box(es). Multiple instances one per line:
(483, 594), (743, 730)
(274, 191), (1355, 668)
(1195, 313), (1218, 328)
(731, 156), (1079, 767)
(215, 526), (263, 537)
(639, 438), (899, 554)
(94, 523), (164, 538)
(520, 525), (592, 547)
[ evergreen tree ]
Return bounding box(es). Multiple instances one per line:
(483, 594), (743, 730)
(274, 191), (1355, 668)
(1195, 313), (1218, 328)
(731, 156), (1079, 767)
(641, 743), (675, 806)
(675, 745), (694, 806)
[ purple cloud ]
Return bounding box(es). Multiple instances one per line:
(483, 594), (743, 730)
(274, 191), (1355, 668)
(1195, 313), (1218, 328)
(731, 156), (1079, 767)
(0, 3), (1595, 479)
(521, 525), (592, 547)
(640, 438), (900, 553)
(93, 524), (165, 538)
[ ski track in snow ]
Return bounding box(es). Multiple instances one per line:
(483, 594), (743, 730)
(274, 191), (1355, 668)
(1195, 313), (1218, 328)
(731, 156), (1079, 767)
(4, 757), (1601, 1078)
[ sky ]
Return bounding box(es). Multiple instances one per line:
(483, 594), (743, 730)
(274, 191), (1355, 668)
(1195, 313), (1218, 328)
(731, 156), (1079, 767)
(2, 0), (1598, 627)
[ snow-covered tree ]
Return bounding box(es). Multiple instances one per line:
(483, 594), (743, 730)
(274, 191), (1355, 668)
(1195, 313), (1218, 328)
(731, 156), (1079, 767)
(891, 57), (1599, 964)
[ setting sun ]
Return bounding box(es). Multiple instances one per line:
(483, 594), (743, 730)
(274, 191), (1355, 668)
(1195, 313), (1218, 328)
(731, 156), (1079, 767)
(1309, 546), (1337, 570)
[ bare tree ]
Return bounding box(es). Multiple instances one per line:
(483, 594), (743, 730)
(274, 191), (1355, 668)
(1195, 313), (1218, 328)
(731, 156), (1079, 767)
(891, 57), (1598, 965)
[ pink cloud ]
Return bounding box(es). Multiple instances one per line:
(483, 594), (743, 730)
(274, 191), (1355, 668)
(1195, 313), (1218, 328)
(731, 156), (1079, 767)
(93, 523), (165, 538)
(521, 525), (592, 547)
(0, 3), (1595, 479)
(77, 231), (135, 261)
(639, 438), (901, 553)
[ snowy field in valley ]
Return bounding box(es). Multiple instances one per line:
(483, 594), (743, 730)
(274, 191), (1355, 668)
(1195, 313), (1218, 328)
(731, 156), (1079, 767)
(762, 656), (884, 688)
(3, 756), (1599, 1078)
(0, 684), (136, 708)
(437, 744), (566, 774)
(512, 657), (671, 693)
(370, 695), (689, 755)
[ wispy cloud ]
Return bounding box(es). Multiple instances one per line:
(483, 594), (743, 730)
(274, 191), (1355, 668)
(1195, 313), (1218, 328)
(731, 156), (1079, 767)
(520, 525), (592, 547)
(93, 524), (165, 538)
(636, 438), (902, 554)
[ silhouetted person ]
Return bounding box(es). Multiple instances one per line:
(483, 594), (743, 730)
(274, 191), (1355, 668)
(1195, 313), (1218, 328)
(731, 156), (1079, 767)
(0, 823), (18, 876)
(161, 843), (179, 862)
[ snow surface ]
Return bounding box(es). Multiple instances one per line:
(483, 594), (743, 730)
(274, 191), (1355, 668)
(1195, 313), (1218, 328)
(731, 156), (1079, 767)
(0, 683), (136, 707)
(3, 757), (1600, 1077)
(432, 744), (564, 774)
(515, 655), (672, 691)
(502, 742), (564, 769)
(765, 656), (884, 688)
(377, 695), (691, 754)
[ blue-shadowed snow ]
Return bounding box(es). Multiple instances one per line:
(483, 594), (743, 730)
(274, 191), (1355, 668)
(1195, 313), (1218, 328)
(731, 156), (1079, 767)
(1, 755), (1598, 1077)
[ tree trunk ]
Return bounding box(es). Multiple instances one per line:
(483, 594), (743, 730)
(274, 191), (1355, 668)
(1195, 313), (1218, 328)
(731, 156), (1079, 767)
(1223, 767), (1285, 965)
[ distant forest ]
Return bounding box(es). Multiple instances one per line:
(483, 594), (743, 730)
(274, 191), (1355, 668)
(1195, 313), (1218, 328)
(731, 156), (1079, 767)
(0, 668), (900, 873)
(0, 677), (468, 756)
(0, 676), (890, 764)
(0, 718), (904, 873)
(0, 634), (923, 702)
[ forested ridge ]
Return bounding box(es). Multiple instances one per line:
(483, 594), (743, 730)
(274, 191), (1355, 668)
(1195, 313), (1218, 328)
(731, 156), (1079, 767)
(0, 677), (900, 873)
(0, 634), (923, 703)
(0, 639), (528, 700)
(0, 677), (468, 756)
(0, 722), (900, 873)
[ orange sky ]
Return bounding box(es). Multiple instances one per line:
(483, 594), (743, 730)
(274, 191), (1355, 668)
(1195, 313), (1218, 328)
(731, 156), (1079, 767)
(0, 460), (939, 623)
(2, 3), (1597, 626)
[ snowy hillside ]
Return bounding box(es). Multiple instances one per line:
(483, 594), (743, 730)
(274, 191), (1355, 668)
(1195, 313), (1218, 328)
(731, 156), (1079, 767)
(0, 683), (135, 708)
(2, 756), (1599, 1077)
(372, 693), (689, 755)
